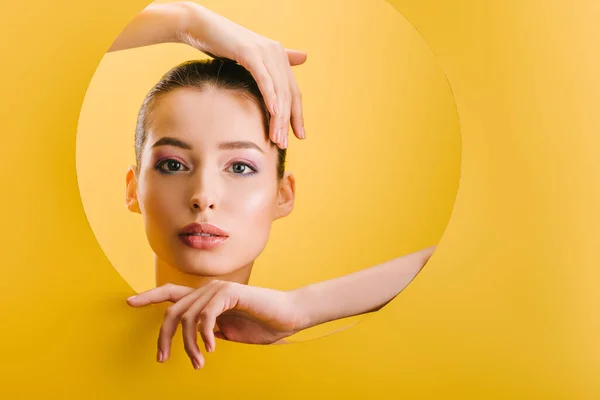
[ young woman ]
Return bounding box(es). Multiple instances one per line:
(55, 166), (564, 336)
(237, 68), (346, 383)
(113, 1), (437, 370)
(126, 57), (294, 292)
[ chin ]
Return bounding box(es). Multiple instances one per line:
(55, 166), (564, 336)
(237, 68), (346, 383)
(174, 253), (246, 277)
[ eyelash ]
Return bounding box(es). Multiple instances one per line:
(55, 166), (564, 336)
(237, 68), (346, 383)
(154, 158), (258, 177)
(228, 161), (258, 177)
(155, 158), (189, 174)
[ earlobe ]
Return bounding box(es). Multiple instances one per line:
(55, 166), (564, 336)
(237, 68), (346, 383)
(125, 166), (141, 214)
(274, 172), (295, 220)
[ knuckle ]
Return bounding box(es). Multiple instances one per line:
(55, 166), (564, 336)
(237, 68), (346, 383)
(164, 306), (177, 320)
(264, 40), (284, 55)
(220, 280), (232, 288)
(208, 280), (222, 290)
(258, 40), (270, 52)
(221, 281), (236, 293)
(181, 312), (194, 325)
(199, 309), (211, 320)
(162, 283), (176, 294)
(214, 280), (228, 289)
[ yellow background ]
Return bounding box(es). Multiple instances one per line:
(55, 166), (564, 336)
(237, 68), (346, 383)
(0, 0), (597, 398)
(75, 0), (461, 341)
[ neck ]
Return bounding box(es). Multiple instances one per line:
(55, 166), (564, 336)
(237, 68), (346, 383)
(155, 255), (254, 289)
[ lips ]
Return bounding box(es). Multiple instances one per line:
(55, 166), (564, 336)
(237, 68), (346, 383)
(178, 223), (229, 250)
(179, 223), (229, 237)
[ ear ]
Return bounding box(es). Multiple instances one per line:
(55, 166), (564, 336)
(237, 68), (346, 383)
(125, 165), (141, 214)
(274, 171), (295, 220)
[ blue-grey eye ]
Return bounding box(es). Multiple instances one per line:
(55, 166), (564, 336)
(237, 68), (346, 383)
(232, 163), (246, 173)
(227, 162), (257, 177)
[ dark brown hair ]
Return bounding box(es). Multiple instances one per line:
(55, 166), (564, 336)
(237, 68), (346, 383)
(135, 58), (286, 179)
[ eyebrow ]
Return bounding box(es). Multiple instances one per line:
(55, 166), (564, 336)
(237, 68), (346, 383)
(151, 137), (192, 150)
(151, 137), (264, 154)
(219, 140), (264, 154)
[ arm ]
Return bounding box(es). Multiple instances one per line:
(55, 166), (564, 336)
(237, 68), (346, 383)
(290, 245), (436, 331)
(108, 3), (190, 52)
(127, 246), (436, 368)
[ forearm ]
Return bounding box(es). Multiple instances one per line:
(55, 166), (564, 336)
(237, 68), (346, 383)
(108, 2), (196, 52)
(291, 245), (436, 330)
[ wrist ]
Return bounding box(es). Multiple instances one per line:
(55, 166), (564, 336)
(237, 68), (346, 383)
(168, 2), (199, 43)
(286, 286), (317, 332)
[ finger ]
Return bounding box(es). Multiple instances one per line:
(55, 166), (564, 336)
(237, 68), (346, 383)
(286, 49), (308, 66)
(238, 54), (278, 118)
(157, 284), (220, 363)
(263, 60), (285, 148)
(180, 284), (227, 369)
(198, 289), (240, 354)
(126, 283), (194, 307)
(264, 51), (292, 149)
(287, 67), (305, 140)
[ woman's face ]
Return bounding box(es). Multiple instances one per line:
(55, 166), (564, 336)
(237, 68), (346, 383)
(127, 86), (293, 276)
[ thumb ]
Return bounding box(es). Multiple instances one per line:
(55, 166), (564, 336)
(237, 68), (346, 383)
(286, 49), (308, 66)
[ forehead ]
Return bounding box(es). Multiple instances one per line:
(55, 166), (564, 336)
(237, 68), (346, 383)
(147, 86), (268, 145)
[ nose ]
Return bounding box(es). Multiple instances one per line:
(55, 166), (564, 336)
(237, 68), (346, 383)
(189, 194), (215, 211)
(188, 170), (218, 212)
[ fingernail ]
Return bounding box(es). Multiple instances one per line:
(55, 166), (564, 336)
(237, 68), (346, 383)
(272, 103), (279, 115)
(127, 295), (137, 302)
(157, 350), (163, 363)
(301, 127), (306, 139)
(193, 358), (203, 370)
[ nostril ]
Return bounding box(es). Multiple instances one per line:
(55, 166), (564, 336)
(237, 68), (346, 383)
(191, 201), (214, 210)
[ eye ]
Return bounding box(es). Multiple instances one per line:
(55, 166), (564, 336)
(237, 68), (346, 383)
(227, 162), (257, 176)
(155, 158), (189, 174)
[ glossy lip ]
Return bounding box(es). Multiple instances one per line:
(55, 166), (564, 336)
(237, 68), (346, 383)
(178, 223), (229, 237)
(178, 223), (229, 250)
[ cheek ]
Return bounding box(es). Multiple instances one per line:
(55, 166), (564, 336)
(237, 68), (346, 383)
(232, 186), (277, 260)
(231, 183), (277, 224)
(138, 175), (183, 227)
